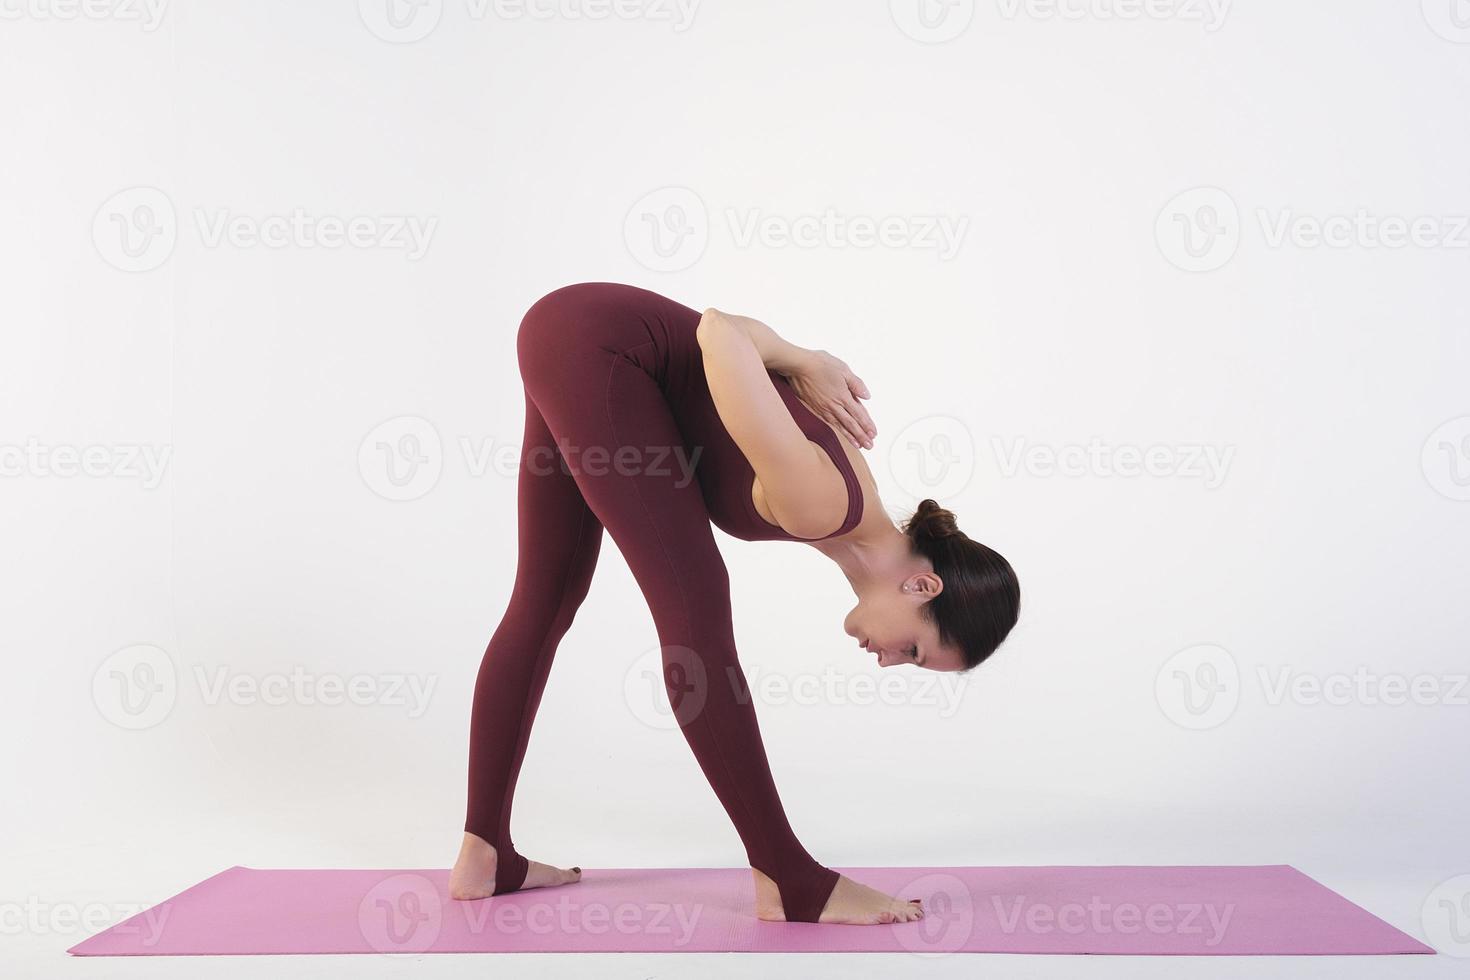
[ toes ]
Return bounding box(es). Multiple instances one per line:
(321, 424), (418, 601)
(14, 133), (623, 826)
(890, 903), (921, 922)
(518, 861), (584, 889)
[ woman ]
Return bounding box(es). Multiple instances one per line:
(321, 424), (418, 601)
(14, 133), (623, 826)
(450, 282), (1020, 925)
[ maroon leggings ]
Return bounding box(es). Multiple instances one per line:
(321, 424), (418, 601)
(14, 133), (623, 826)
(464, 283), (841, 922)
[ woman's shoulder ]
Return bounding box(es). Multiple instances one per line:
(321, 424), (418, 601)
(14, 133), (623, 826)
(751, 440), (852, 540)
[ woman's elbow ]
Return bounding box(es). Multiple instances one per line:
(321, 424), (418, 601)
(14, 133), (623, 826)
(696, 307), (727, 347)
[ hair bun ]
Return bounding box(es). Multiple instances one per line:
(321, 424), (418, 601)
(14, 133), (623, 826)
(905, 499), (962, 541)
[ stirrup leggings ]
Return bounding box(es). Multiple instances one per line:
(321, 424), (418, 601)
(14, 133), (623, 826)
(464, 292), (840, 922)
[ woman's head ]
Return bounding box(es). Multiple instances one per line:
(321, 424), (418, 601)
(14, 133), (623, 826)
(842, 499), (1020, 673)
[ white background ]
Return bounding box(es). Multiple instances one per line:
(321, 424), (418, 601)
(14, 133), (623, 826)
(3, 1), (1468, 977)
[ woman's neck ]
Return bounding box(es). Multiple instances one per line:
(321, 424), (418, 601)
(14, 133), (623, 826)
(810, 513), (914, 595)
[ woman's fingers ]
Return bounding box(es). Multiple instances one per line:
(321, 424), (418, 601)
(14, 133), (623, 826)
(822, 404), (861, 448)
(844, 374), (876, 442)
(831, 401), (872, 450)
(850, 400), (876, 442)
(795, 362), (875, 448)
(839, 391), (876, 443)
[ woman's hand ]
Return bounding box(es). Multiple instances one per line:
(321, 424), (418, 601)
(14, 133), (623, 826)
(783, 349), (876, 450)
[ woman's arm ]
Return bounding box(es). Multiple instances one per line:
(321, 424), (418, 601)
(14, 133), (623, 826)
(699, 309), (876, 448)
(705, 309), (812, 377)
(696, 308), (855, 538)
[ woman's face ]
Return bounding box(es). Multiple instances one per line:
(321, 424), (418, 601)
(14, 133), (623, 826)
(842, 574), (967, 672)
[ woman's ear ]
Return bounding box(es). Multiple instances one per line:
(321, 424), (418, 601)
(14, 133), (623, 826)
(901, 573), (944, 598)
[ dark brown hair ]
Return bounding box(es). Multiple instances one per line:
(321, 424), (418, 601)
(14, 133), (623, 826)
(901, 499), (1020, 671)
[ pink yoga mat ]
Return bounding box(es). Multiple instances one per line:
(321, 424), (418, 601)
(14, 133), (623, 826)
(67, 865), (1433, 956)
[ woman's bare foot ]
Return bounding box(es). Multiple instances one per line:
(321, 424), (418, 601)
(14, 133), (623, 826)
(752, 868), (924, 924)
(449, 832), (583, 900)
